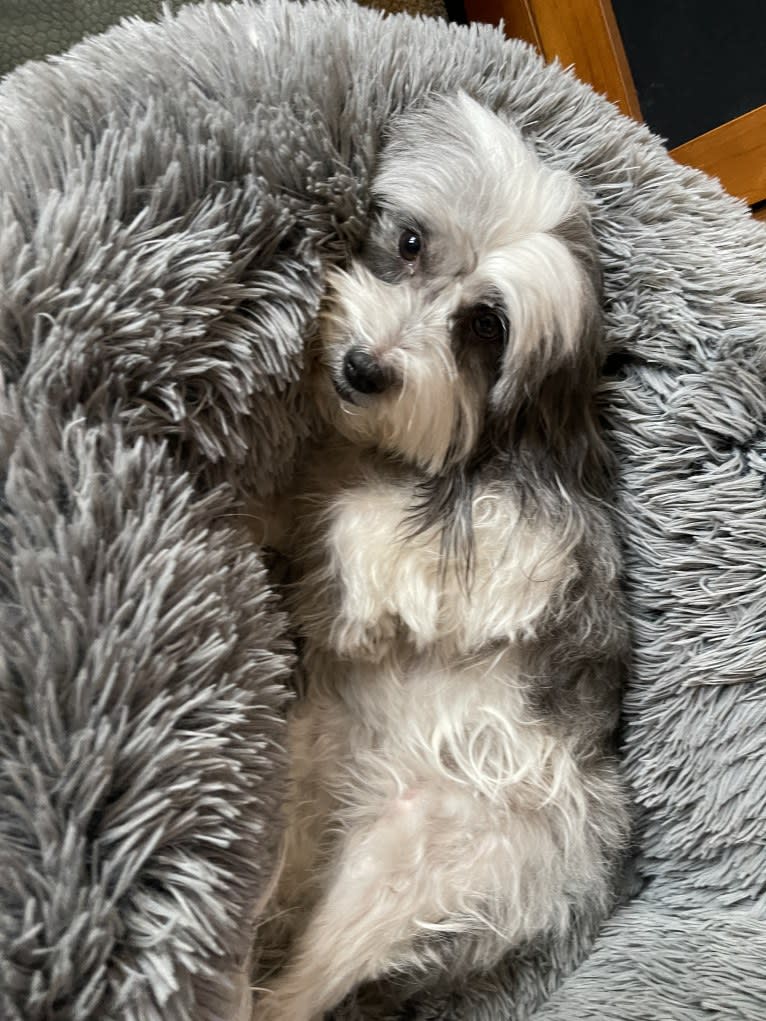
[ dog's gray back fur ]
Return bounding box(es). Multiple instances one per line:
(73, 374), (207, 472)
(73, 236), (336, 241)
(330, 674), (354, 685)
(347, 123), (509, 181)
(2, 2), (766, 1020)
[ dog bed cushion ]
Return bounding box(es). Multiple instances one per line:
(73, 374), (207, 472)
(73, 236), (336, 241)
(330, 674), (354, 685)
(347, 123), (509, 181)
(1, 2), (765, 1018)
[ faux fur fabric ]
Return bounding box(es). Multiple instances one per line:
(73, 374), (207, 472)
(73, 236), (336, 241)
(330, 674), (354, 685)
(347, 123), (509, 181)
(1, 2), (765, 1019)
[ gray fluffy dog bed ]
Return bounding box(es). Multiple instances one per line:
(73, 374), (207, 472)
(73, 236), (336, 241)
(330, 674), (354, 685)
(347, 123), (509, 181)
(1, 1), (766, 1019)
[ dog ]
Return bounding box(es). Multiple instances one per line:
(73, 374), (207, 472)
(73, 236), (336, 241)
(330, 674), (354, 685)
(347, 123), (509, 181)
(250, 92), (629, 1021)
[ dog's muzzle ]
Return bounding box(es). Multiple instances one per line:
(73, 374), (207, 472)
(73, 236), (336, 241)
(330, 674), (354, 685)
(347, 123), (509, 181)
(341, 347), (389, 396)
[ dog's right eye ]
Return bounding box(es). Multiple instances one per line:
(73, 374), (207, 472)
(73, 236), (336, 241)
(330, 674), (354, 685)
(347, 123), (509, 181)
(471, 308), (506, 343)
(398, 230), (421, 262)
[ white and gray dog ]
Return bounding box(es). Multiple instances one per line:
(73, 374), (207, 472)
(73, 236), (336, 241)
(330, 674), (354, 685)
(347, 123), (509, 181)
(249, 93), (628, 1021)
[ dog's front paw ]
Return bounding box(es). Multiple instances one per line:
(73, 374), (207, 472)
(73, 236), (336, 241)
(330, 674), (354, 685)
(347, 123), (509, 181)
(332, 609), (400, 661)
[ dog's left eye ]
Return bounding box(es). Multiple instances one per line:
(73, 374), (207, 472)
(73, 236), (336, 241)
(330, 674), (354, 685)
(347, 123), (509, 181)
(398, 230), (421, 262)
(471, 308), (505, 342)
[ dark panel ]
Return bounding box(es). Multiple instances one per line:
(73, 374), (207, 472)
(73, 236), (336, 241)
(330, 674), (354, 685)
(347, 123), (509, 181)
(0, 0), (199, 79)
(613, 0), (766, 148)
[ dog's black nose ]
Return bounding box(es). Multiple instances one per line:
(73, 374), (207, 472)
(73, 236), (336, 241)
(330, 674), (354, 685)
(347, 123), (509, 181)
(342, 348), (388, 395)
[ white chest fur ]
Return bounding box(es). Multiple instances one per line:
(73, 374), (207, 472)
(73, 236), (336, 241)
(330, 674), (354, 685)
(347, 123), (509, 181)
(295, 473), (584, 803)
(299, 471), (579, 658)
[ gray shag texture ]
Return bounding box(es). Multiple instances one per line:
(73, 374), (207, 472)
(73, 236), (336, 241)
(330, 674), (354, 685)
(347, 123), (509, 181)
(1, 2), (765, 1019)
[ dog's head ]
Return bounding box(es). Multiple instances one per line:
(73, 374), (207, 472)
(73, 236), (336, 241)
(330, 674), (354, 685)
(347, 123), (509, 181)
(317, 93), (604, 491)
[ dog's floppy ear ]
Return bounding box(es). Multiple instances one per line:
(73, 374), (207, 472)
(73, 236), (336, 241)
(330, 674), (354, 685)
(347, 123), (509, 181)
(494, 340), (608, 498)
(487, 209), (609, 499)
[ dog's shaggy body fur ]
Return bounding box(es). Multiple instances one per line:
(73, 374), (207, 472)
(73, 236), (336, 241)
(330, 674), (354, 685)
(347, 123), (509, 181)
(252, 95), (629, 1021)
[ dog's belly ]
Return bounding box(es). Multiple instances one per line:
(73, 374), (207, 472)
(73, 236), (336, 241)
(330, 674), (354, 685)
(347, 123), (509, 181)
(281, 643), (615, 950)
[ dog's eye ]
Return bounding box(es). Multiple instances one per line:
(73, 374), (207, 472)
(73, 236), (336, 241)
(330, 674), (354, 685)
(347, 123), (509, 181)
(471, 308), (505, 342)
(398, 230), (421, 262)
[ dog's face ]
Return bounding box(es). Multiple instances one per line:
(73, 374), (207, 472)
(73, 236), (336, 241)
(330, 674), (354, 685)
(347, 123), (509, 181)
(317, 93), (601, 477)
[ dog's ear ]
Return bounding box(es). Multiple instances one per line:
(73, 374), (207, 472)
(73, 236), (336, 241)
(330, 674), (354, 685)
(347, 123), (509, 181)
(491, 342), (609, 499)
(487, 212), (609, 500)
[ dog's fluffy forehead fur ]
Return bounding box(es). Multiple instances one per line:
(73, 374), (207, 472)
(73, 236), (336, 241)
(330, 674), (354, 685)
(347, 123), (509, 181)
(318, 92), (600, 477)
(374, 93), (581, 259)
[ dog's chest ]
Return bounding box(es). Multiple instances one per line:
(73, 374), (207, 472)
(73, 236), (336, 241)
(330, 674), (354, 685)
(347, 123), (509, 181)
(310, 474), (578, 656)
(291, 472), (579, 808)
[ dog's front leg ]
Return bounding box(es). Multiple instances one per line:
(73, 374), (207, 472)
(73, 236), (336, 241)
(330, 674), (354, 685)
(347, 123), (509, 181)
(321, 483), (442, 659)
